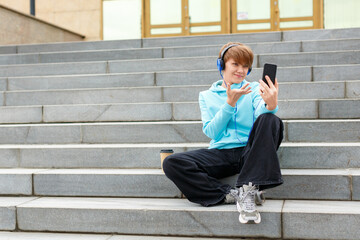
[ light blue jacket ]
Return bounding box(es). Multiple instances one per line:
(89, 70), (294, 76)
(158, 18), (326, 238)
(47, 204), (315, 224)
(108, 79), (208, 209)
(199, 79), (278, 149)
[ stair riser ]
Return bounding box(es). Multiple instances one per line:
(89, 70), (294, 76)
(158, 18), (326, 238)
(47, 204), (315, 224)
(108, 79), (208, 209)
(0, 49), (163, 65)
(0, 121), (358, 144)
(260, 51), (360, 67)
(1, 99), (360, 124)
(282, 28), (360, 41)
(0, 171), (357, 201)
(0, 207), (15, 230)
(16, 40), (142, 54)
(0, 51), (358, 78)
(0, 145), (358, 169)
(16, 202), (282, 237)
(1, 28), (359, 55)
(283, 213), (360, 239)
(7, 73), (156, 91)
(4, 81), (358, 107)
(222, 173), (354, 201)
(4, 64), (359, 92)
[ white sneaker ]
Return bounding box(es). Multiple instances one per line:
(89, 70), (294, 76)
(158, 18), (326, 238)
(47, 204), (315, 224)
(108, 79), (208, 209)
(235, 182), (261, 224)
(224, 188), (239, 204)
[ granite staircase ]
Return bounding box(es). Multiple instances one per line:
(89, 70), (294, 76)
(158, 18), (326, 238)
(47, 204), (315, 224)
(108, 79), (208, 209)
(0, 28), (359, 239)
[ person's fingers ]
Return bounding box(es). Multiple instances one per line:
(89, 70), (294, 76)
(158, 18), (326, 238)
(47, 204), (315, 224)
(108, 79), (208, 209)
(226, 81), (231, 91)
(241, 83), (250, 89)
(265, 75), (275, 89)
(274, 78), (279, 91)
(259, 79), (269, 93)
(259, 84), (267, 94)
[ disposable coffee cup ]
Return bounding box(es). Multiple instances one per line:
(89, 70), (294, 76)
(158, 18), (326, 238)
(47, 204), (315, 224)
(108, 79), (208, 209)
(160, 149), (174, 172)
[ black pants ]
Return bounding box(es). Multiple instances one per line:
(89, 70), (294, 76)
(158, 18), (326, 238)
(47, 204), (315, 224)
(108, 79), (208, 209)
(163, 113), (284, 207)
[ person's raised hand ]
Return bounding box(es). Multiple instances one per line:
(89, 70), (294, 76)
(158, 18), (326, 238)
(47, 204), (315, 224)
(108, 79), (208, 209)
(226, 81), (252, 107)
(259, 76), (279, 110)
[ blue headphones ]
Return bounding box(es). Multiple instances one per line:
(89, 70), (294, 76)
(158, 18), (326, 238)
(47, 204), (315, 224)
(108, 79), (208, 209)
(217, 44), (252, 78)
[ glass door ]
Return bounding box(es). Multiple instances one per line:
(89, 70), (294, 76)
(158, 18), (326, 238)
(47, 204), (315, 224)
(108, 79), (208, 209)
(231, 0), (273, 33)
(231, 0), (323, 33)
(188, 0), (227, 35)
(278, 0), (323, 30)
(143, 0), (184, 37)
(143, 0), (323, 38)
(143, 0), (229, 38)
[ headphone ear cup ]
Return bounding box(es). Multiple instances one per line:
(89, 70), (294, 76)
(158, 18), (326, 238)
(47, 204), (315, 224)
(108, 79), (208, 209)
(247, 67), (252, 75)
(217, 58), (223, 72)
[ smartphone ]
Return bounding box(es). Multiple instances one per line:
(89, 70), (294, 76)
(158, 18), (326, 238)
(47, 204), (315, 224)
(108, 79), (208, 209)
(262, 63), (277, 86)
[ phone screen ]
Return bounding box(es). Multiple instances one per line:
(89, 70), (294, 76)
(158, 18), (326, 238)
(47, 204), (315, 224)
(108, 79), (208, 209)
(262, 63), (277, 86)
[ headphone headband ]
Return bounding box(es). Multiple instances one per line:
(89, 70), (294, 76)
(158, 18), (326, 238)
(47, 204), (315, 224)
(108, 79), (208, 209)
(220, 44), (239, 61)
(217, 44), (252, 77)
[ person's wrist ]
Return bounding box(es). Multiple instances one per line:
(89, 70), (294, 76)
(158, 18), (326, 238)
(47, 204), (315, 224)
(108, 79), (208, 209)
(227, 99), (236, 107)
(266, 104), (277, 111)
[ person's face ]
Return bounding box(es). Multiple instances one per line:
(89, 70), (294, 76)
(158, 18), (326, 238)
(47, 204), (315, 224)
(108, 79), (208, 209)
(223, 58), (249, 85)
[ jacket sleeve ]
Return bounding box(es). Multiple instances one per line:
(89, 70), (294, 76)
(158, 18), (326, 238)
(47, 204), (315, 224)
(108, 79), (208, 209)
(252, 83), (278, 119)
(199, 92), (234, 140)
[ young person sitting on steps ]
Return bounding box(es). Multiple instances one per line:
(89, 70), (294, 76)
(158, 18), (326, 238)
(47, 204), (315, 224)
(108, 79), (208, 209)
(163, 42), (284, 223)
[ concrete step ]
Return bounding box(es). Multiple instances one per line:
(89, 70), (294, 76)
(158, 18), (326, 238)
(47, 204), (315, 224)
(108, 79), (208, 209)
(29, 169), (181, 198)
(164, 38), (360, 58)
(0, 197), (37, 230)
(222, 168), (360, 201)
(0, 120), (357, 144)
(0, 61), (108, 78)
(5, 64), (360, 91)
(1, 39), (359, 65)
(40, 99), (360, 122)
(302, 38), (360, 52)
(6, 72), (156, 91)
(0, 98), (359, 124)
(144, 28), (360, 48)
(0, 50), (358, 78)
(259, 50), (360, 67)
(0, 232), (112, 240)
(0, 142), (358, 169)
(0, 31), (280, 55)
(282, 27), (360, 41)
(1, 28), (359, 55)
(6, 197), (360, 239)
(0, 39), (142, 54)
(0, 46), (16, 55)
(0, 168), (357, 201)
(0, 48), (163, 65)
(3, 80), (359, 107)
(0, 57), (218, 78)
(108, 50), (360, 73)
(0, 232), (246, 240)
(314, 64), (360, 82)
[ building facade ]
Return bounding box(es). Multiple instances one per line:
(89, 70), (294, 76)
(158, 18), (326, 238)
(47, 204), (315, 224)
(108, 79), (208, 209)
(0, 0), (359, 42)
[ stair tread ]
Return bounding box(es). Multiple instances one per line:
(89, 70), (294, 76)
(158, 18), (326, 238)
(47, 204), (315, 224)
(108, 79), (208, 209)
(0, 196), (358, 213)
(0, 231), (243, 240)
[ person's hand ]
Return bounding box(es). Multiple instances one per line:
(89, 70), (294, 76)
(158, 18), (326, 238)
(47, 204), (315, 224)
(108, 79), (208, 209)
(259, 76), (278, 110)
(225, 81), (252, 107)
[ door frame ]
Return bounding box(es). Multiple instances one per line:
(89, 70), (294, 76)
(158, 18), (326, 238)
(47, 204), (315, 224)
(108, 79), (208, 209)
(231, 0), (323, 33)
(142, 0), (230, 38)
(142, 0), (323, 38)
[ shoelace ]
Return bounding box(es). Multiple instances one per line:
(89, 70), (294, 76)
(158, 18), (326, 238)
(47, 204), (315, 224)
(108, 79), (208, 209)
(243, 190), (256, 212)
(231, 186), (257, 212)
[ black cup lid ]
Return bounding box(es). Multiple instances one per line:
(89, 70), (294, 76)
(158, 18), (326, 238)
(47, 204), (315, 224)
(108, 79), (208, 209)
(160, 149), (174, 153)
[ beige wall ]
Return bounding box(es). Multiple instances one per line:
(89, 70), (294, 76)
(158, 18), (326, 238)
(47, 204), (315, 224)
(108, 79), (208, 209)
(0, 0), (29, 14)
(0, 5), (84, 45)
(36, 0), (102, 41)
(0, 0), (102, 41)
